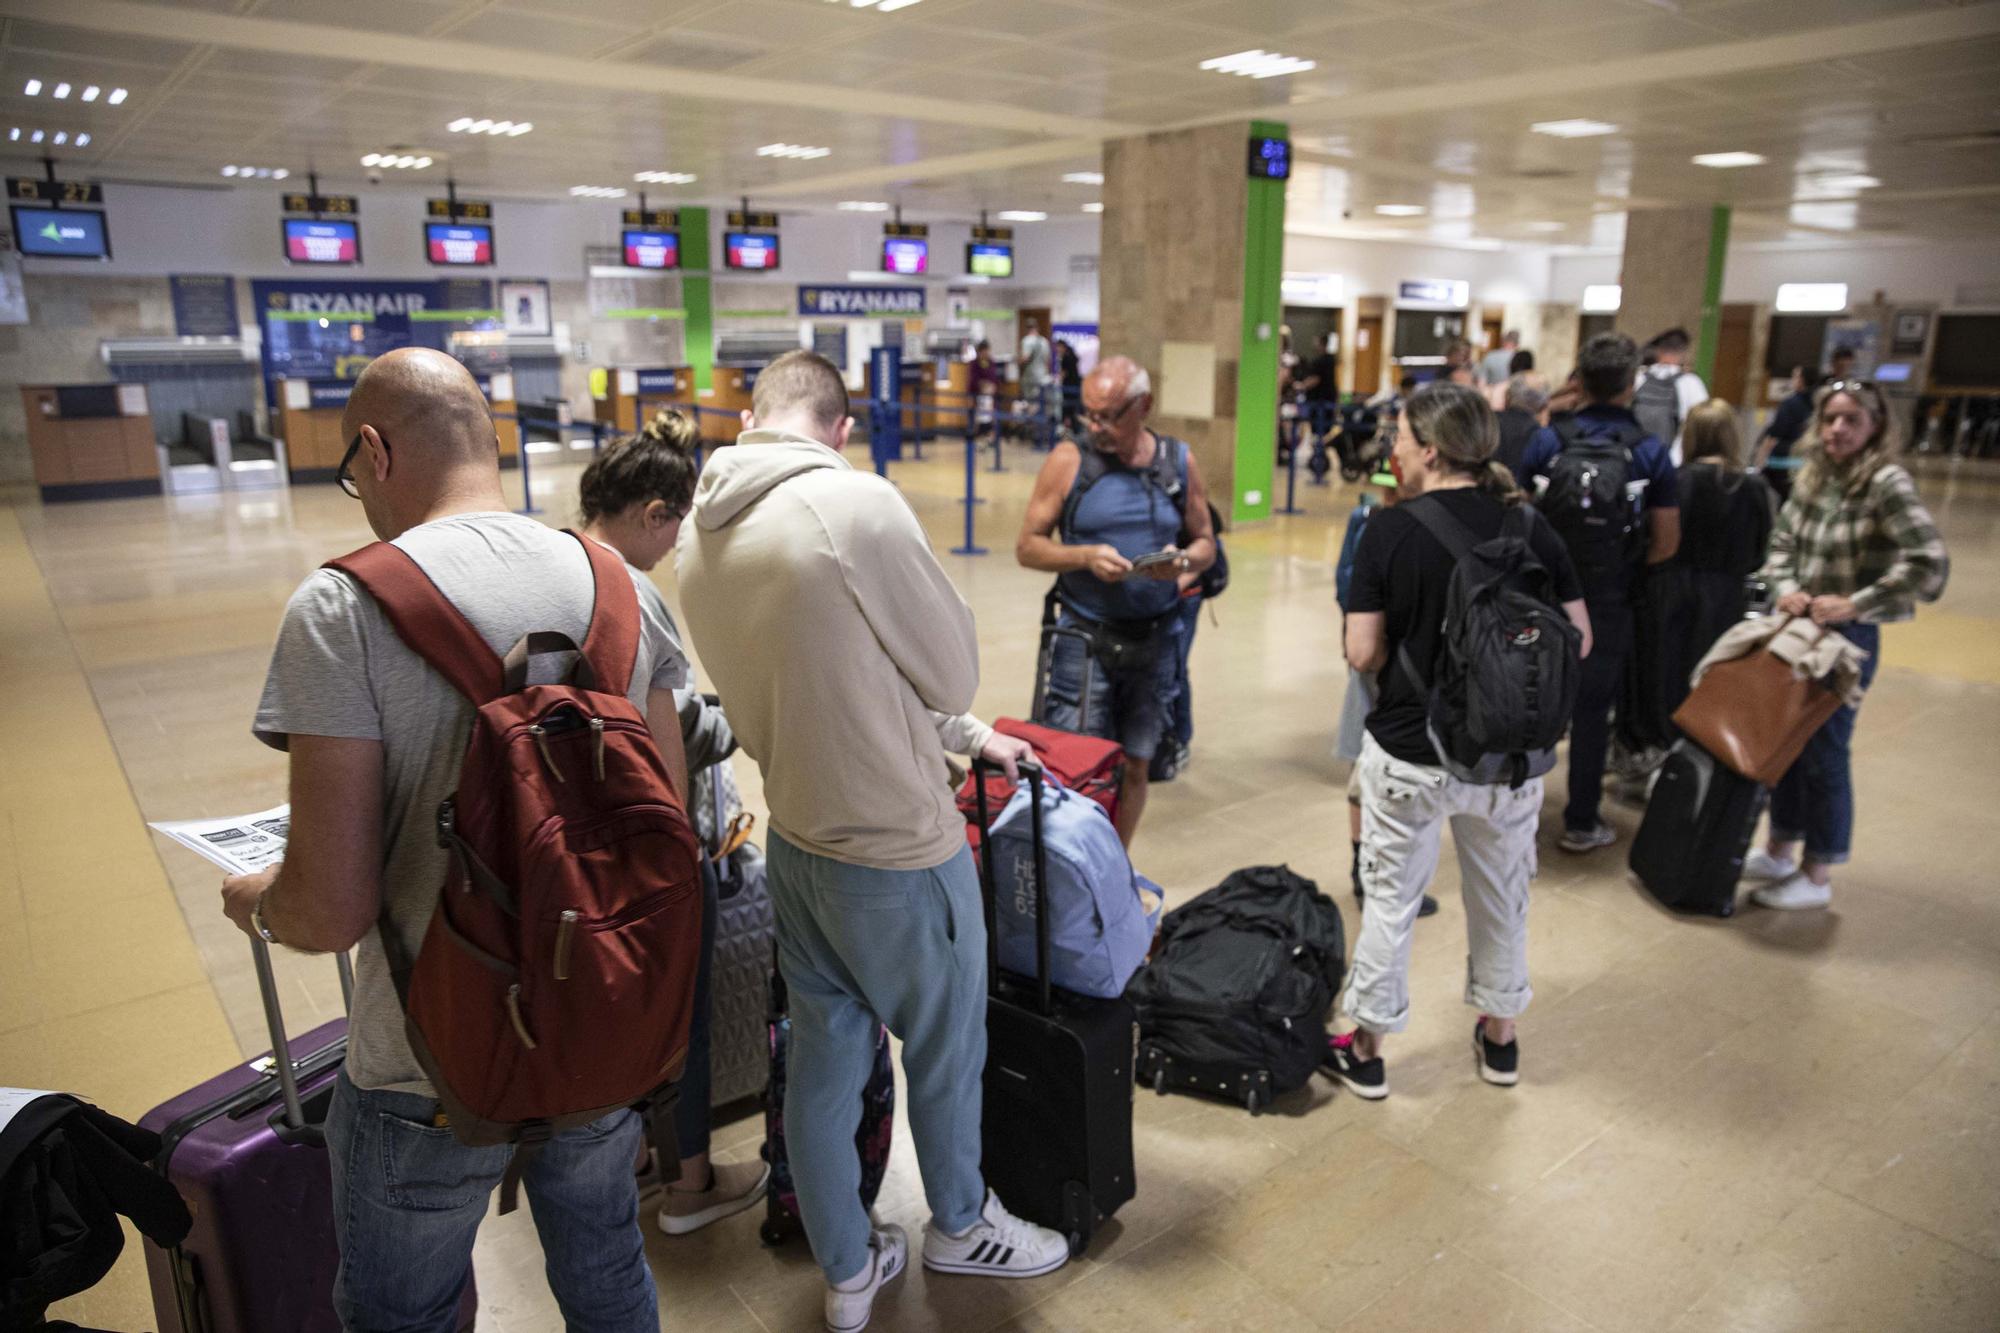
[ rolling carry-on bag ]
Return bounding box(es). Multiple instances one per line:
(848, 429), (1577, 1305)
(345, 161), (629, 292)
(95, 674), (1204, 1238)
(758, 952), (896, 1248)
(140, 941), (476, 1332)
(972, 758), (1137, 1257)
(696, 756), (776, 1109)
(1630, 737), (1768, 917)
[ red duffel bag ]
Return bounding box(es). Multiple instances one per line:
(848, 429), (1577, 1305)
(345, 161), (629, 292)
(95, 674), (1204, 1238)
(957, 718), (1123, 846)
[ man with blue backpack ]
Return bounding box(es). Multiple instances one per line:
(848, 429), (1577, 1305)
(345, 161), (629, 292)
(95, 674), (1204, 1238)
(1017, 355), (1219, 846)
(1514, 332), (1682, 854)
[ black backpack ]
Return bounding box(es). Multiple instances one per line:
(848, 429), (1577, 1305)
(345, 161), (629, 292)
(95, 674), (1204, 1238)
(1396, 497), (1583, 788)
(1539, 417), (1647, 592)
(1127, 865), (1344, 1113)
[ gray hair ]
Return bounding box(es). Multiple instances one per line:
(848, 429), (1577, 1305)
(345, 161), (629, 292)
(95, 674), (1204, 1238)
(1125, 365), (1151, 401)
(1504, 372), (1549, 415)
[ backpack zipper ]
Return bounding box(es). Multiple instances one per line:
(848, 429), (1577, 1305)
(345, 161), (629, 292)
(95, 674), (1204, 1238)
(553, 909), (578, 980)
(589, 716), (606, 781)
(506, 983), (538, 1049)
(527, 724), (565, 784)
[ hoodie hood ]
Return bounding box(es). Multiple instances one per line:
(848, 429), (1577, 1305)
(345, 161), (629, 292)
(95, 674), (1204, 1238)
(692, 429), (848, 529)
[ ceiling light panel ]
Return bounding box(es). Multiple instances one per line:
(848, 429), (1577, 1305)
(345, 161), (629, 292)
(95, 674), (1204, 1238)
(449, 117), (532, 136)
(997, 210), (1046, 221)
(1062, 171), (1104, 184)
(22, 77), (127, 103)
(838, 200), (890, 211)
(758, 143), (831, 159)
(1200, 49), (1316, 79)
(1081, 202), (1104, 213)
(1693, 151), (1766, 168)
(634, 170), (697, 184)
(1374, 204), (1426, 216)
(15, 126), (93, 147)
(570, 185), (627, 198)
(1530, 119), (1618, 138)
(361, 153), (431, 169)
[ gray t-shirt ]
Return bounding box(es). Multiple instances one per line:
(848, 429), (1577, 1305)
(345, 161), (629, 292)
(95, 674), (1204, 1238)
(254, 512), (686, 1093)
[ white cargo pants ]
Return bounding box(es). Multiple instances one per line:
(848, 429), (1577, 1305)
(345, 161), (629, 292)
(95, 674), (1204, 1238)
(1342, 734), (1539, 1035)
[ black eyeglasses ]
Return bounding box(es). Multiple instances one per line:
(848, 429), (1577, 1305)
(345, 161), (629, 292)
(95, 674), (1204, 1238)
(1079, 397), (1141, 430)
(336, 431), (388, 498)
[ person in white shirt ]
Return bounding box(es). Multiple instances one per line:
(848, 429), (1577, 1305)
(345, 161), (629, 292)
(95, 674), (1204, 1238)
(1634, 327), (1711, 465)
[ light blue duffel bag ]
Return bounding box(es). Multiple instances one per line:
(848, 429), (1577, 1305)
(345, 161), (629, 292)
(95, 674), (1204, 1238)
(987, 774), (1163, 998)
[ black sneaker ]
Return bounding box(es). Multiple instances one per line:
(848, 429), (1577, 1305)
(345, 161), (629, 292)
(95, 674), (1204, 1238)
(1323, 1033), (1387, 1100)
(1473, 1019), (1519, 1087)
(1351, 886), (1440, 918)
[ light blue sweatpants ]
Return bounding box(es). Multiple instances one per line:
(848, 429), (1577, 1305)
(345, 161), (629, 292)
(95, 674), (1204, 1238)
(768, 833), (989, 1284)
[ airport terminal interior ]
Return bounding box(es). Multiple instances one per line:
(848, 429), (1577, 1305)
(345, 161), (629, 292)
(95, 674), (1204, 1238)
(2, 1), (1999, 1330)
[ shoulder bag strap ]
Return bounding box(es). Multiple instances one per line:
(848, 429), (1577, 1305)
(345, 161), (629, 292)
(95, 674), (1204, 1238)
(569, 530), (642, 695)
(323, 542), (503, 704)
(1398, 493), (1481, 565)
(1057, 442), (1107, 544)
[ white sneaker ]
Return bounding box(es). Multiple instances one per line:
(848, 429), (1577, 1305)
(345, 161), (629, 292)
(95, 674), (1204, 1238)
(825, 1225), (908, 1333)
(1751, 872), (1831, 911)
(921, 1190), (1070, 1279)
(1743, 849), (1799, 882)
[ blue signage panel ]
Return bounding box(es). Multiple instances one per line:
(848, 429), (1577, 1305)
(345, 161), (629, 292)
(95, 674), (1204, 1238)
(636, 369), (679, 395)
(170, 274), (240, 337)
(251, 278), (474, 406)
(868, 344), (902, 475)
(799, 284), (926, 317)
(308, 381), (354, 409)
(1397, 279), (1468, 307)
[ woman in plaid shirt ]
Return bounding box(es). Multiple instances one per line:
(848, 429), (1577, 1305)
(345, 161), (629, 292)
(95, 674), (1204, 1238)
(1741, 380), (1949, 910)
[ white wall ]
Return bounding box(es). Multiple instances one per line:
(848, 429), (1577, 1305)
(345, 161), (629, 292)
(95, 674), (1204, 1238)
(1550, 238), (2000, 310)
(1281, 231), (1556, 309)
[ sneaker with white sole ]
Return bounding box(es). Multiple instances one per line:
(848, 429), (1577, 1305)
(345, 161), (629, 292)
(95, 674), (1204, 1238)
(1473, 1019), (1519, 1087)
(1558, 822), (1617, 854)
(1751, 872), (1831, 911)
(1742, 849), (1799, 882)
(658, 1158), (770, 1236)
(825, 1225), (908, 1333)
(1322, 1032), (1387, 1099)
(921, 1190), (1069, 1278)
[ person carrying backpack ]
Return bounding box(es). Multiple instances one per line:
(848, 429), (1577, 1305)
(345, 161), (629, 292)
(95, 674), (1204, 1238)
(1327, 381), (1590, 1101)
(1632, 327), (1710, 465)
(1515, 331), (1682, 853)
(222, 348), (694, 1332)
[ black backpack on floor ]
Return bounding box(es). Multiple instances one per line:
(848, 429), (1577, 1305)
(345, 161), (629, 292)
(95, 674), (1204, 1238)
(1397, 496), (1583, 788)
(1127, 866), (1344, 1115)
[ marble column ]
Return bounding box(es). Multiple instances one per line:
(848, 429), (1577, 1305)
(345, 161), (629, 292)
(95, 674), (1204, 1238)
(1617, 204), (1730, 379)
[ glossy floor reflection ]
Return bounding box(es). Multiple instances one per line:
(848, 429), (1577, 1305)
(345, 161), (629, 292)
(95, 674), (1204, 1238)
(7, 441), (1998, 1331)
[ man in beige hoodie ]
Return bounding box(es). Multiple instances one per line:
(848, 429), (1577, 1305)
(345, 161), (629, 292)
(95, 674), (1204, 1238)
(677, 351), (1069, 1333)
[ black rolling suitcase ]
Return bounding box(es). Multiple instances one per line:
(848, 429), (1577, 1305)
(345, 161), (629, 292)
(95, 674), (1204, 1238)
(1630, 738), (1768, 917)
(971, 758), (1137, 1258)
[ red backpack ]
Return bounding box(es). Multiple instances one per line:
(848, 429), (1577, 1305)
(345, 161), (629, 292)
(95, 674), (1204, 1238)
(326, 530), (702, 1210)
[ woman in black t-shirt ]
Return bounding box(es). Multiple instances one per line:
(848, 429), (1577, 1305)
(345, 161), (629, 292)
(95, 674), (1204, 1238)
(1326, 383), (1588, 1101)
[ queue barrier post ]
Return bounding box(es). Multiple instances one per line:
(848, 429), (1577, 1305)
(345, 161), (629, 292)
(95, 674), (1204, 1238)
(952, 405), (988, 556)
(1277, 416), (1303, 516)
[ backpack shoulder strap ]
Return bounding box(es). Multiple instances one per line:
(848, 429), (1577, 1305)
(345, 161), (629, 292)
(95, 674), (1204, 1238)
(1399, 493), (1480, 565)
(569, 529), (642, 694)
(1153, 435), (1189, 514)
(323, 542), (504, 704)
(1058, 442), (1108, 543)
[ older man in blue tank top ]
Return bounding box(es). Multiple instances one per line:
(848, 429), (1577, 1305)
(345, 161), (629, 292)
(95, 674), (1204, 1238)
(1017, 356), (1218, 845)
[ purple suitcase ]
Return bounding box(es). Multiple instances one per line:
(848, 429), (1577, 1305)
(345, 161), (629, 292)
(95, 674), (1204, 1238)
(139, 940), (476, 1331)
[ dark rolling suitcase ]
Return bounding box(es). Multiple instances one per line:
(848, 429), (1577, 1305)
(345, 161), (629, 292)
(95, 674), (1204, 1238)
(140, 942), (476, 1332)
(972, 758), (1137, 1258)
(1630, 737), (1769, 917)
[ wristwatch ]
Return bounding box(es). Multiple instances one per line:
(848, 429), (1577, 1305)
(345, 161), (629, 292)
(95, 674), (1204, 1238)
(250, 892), (279, 946)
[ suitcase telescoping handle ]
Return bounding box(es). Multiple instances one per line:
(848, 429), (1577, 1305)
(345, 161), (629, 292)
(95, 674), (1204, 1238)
(248, 933), (354, 1138)
(971, 757), (1055, 1018)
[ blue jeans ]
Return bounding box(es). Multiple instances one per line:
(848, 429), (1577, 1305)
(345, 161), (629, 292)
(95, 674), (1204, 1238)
(767, 834), (988, 1285)
(1565, 597), (1633, 832)
(1769, 622), (1880, 865)
(1044, 611), (1178, 762)
(326, 1073), (658, 1333)
(1166, 594), (1202, 752)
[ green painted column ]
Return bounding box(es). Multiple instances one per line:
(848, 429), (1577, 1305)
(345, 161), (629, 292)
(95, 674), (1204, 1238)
(680, 206), (715, 396)
(1233, 119), (1287, 524)
(1694, 204), (1731, 384)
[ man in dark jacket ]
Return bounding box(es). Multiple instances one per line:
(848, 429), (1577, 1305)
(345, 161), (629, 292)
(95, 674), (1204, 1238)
(1494, 372), (1548, 476)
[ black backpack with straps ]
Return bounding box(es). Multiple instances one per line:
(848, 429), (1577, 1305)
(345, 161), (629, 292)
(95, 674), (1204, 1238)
(1059, 436), (1227, 600)
(1397, 497), (1583, 788)
(1538, 417), (1647, 594)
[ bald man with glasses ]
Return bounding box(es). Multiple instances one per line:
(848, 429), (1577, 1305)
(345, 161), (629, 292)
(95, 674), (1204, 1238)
(1016, 356), (1217, 845)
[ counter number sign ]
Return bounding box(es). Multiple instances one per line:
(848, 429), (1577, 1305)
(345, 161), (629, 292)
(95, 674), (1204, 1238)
(282, 192), (359, 216)
(1248, 136), (1291, 181)
(427, 198), (493, 220)
(8, 176), (103, 204)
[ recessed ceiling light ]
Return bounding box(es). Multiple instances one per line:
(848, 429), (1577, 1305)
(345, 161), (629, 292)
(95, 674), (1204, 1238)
(1081, 202), (1104, 213)
(1531, 118), (1618, 138)
(1199, 49), (1315, 79)
(997, 210), (1047, 221)
(76, 132), (89, 146)
(507, 122), (532, 136)
(1693, 151), (1765, 168)
(838, 200), (890, 211)
(51, 131), (66, 144)
(1802, 172), (1880, 195)
(30, 129), (44, 143)
(222, 164), (238, 176)
(570, 185), (627, 198)
(1375, 204), (1426, 216)
(22, 79), (40, 96)
(51, 82), (70, 99)
(634, 170), (697, 184)
(1775, 282), (1848, 312)
(107, 88), (128, 104)
(361, 153), (380, 166)
(80, 85), (99, 102)
(1062, 171), (1104, 185)
(758, 142), (831, 159)
(271, 167), (286, 178)
(414, 156), (432, 168)
(7, 129), (18, 142)
(876, 0), (923, 10)
(1524, 220), (1566, 232)
(448, 117), (473, 132)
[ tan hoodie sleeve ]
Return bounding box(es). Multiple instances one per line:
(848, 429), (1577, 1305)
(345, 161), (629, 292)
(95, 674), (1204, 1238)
(818, 479), (980, 716)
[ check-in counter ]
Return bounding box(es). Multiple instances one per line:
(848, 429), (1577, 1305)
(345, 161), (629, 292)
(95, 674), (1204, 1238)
(926, 358), (974, 434)
(276, 375), (520, 482)
(594, 366), (754, 446)
(21, 383), (162, 502)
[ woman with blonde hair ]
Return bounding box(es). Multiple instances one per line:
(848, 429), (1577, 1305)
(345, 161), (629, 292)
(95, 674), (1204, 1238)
(1742, 380), (1949, 910)
(1655, 399), (1775, 717)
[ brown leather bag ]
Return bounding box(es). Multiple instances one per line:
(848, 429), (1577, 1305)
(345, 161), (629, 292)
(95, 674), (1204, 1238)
(1672, 624), (1853, 785)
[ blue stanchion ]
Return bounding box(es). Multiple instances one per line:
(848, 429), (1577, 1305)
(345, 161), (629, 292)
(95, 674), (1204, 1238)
(952, 425), (988, 556)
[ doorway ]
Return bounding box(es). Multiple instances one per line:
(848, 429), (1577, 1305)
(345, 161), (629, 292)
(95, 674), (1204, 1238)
(1354, 299), (1386, 398)
(1710, 303), (1755, 409)
(1481, 311), (1505, 356)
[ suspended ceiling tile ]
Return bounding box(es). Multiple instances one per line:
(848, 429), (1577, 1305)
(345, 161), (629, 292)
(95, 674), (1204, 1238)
(250, 0), (467, 36)
(434, 7), (641, 58)
(0, 21), (196, 66)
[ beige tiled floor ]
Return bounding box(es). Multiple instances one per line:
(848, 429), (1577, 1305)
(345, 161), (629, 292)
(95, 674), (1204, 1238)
(8, 442), (1999, 1331)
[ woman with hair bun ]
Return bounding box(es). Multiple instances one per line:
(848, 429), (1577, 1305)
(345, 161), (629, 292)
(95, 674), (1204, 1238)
(1327, 382), (1591, 1100)
(578, 410), (773, 1234)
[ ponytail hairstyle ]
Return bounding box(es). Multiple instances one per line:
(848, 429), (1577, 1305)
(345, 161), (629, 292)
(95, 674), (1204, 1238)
(1682, 399), (1744, 473)
(1796, 379), (1899, 503)
(1405, 379), (1524, 505)
(578, 408), (701, 525)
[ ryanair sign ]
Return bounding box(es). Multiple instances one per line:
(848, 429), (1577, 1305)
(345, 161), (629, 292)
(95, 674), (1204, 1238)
(798, 284), (926, 317)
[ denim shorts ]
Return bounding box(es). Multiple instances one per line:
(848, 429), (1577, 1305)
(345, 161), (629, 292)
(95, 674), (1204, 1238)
(1042, 611), (1178, 762)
